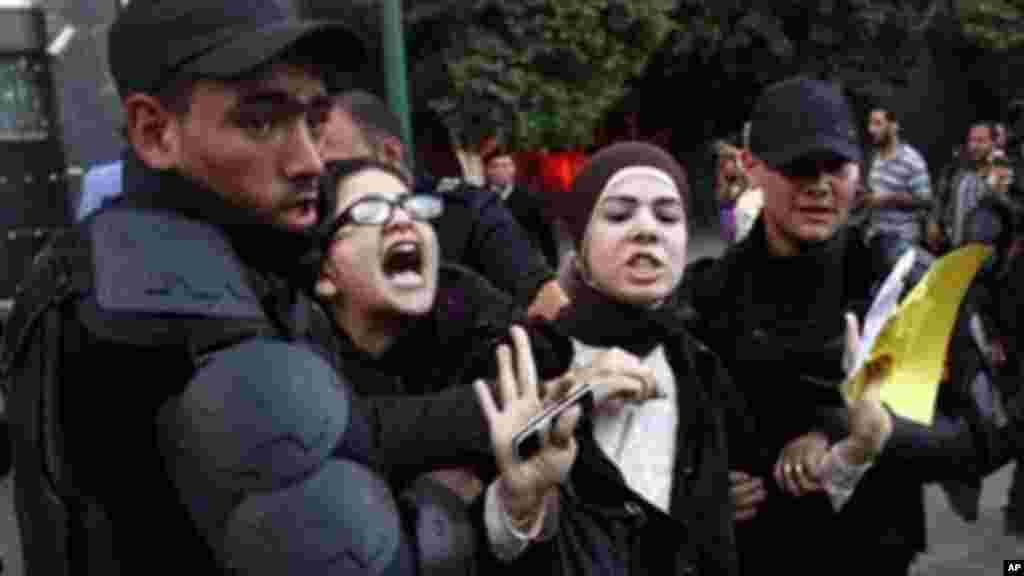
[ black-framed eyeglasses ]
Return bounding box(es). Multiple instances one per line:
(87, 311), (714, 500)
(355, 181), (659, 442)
(328, 193), (444, 235)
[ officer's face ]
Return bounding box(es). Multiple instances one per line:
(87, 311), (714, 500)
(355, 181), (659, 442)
(580, 172), (688, 308)
(751, 151), (857, 254)
(317, 168), (439, 320)
(171, 63), (331, 233)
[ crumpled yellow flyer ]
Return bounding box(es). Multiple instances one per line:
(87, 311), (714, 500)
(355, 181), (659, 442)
(841, 244), (994, 426)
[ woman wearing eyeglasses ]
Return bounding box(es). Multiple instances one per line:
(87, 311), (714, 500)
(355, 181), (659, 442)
(310, 157), (661, 570)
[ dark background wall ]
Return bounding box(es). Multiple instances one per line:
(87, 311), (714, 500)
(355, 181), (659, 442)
(42, 0), (122, 162)
(0, 4), (82, 297)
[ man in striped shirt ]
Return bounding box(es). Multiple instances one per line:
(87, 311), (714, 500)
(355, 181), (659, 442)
(863, 107), (933, 266)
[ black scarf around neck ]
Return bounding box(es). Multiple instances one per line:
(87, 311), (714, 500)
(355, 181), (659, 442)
(120, 150), (319, 286)
(742, 216), (849, 339)
(555, 266), (692, 358)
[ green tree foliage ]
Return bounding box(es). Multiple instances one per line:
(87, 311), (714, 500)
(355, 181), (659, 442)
(957, 0), (1024, 51)
(663, 1), (948, 89)
(406, 0), (676, 150)
(404, 1), (1015, 151)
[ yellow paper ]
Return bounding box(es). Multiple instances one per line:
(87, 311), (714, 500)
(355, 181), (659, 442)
(841, 244), (994, 426)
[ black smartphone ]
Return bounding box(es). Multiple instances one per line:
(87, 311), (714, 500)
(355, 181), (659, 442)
(511, 382), (594, 463)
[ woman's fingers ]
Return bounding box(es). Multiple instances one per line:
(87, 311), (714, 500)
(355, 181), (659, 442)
(862, 355), (892, 401)
(496, 344), (517, 407)
(843, 312), (861, 375)
(630, 367), (661, 400)
(730, 474), (764, 502)
(773, 460), (785, 492)
(510, 326), (539, 401)
(731, 471), (766, 521)
(549, 405), (582, 449)
(542, 376), (577, 405)
(600, 375), (655, 403)
(793, 464), (821, 494)
(474, 379), (499, 424)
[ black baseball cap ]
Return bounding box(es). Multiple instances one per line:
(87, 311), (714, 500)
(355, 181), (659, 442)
(748, 76), (862, 169)
(108, 0), (365, 99)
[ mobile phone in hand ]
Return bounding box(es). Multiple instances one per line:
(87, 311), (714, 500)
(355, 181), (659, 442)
(512, 382), (594, 463)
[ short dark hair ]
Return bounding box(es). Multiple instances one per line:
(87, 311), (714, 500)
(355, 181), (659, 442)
(125, 40), (328, 130)
(334, 90), (403, 144)
(969, 122), (995, 140)
(120, 45), (328, 142)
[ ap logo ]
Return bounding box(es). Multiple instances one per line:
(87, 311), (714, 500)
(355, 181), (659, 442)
(1007, 560), (1023, 574)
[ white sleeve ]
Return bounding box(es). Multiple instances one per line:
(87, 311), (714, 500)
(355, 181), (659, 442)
(822, 441), (874, 512)
(484, 481), (548, 562)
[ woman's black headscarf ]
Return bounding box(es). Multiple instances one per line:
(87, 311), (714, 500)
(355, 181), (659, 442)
(554, 142), (693, 357)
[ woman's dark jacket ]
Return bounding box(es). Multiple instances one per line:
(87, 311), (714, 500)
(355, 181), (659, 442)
(495, 275), (742, 576)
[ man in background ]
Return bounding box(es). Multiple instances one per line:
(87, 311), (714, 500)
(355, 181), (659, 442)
(930, 123), (1004, 253)
(483, 148), (560, 269)
(862, 105), (932, 267)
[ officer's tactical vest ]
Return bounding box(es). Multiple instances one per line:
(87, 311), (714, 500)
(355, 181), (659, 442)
(1, 209), (277, 575)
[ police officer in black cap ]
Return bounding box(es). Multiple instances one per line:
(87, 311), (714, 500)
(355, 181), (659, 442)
(682, 76), (1024, 575)
(0, 1), (581, 574)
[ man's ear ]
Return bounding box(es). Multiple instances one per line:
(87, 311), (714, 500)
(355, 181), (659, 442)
(314, 279), (337, 300)
(739, 149), (755, 171)
(123, 94), (183, 171)
(314, 263), (338, 300)
(741, 150), (763, 184)
(378, 136), (406, 170)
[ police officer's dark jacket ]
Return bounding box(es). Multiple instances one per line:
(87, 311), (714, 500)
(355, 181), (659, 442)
(0, 152), (316, 573)
(0, 150), (487, 575)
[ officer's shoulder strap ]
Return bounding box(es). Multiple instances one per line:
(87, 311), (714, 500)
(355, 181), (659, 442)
(80, 208), (274, 351)
(3, 209), (276, 386)
(89, 208), (264, 318)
